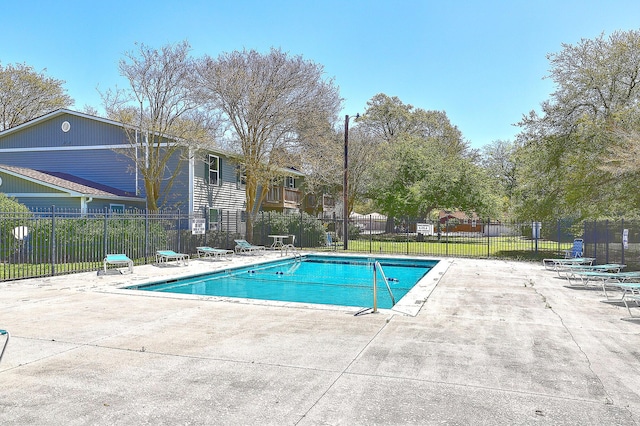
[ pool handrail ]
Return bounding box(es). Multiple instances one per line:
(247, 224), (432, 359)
(374, 261), (396, 308)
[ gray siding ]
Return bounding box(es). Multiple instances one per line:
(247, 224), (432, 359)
(0, 113), (131, 149)
(0, 150), (138, 193)
(192, 155), (246, 213)
(4, 197), (146, 211)
(16, 197), (83, 210)
(1, 111), (252, 216)
(0, 112), (140, 193)
(157, 149), (190, 210)
(0, 172), (61, 193)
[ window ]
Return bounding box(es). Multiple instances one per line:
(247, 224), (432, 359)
(208, 155), (220, 186)
(110, 204), (124, 213)
(236, 165), (246, 189)
(209, 208), (220, 230)
(285, 176), (296, 189)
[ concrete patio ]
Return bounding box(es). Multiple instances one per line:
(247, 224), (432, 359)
(1, 254), (639, 425)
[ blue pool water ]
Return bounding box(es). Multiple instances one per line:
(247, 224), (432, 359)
(128, 255), (438, 309)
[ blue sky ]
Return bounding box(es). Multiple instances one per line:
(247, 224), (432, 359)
(3, 1), (640, 148)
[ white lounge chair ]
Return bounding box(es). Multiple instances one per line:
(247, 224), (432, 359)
(542, 257), (594, 271)
(156, 250), (189, 266)
(234, 239), (265, 255)
(103, 253), (134, 274)
(564, 267), (635, 286)
(196, 246), (233, 260)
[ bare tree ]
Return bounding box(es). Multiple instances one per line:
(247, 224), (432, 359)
(0, 62), (73, 131)
(101, 41), (215, 211)
(196, 48), (341, 240)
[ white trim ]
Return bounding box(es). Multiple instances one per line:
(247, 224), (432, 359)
(5, 193), (143, 202)
(0, 145), (133, 153)
(0, 109), (125, 137)
(6, 193), (71, 198)
(189, 148), (195, 215)
(208, 154), (220, 186)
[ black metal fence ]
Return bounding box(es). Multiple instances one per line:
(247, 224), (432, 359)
(1, 206), (639, 281)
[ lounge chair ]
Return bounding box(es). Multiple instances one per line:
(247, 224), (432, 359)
(326, 232), (343, 250)
(622, 294), (640, 320)
(103, 253), (134, 274)
(564, 267), (637, 286)
(601, 281), (640, 302)
(156, 250), (189, 266)
(543, 257), (594, 272)
(234, 239), (265, 255)
(196, 246), (234, 260)
(0, 329), (9, 364)
(563, 238), (584, 258)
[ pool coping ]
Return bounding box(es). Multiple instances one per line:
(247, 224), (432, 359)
(99, 251), (451, 317)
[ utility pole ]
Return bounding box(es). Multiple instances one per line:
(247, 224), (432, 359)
(343, 114), (349, 250)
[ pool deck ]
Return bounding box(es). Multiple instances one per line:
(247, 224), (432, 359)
(1, 252), (639, 425)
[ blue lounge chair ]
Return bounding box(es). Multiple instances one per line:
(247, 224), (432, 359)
(196, 246), (234, 260)
(326, 232), (343, 250)
(103, 254), (134, 274)
(563, 238), (584, 258)
(234, 239), (265, 255)
(0, 329), (9, 364)
(156, 250), (189, 266)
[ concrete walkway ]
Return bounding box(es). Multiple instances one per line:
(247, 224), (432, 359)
(1, 254), (639, 425)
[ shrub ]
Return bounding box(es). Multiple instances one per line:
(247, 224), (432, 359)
(253, 211), (326, 247)
(0, 195), (31, 260)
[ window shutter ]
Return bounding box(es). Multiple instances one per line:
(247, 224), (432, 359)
(204, 155), (210, 184)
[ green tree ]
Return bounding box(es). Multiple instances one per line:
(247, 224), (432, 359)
(480, 139), (518, 215)
(0, 62), (73, 131)
(196, 48), (341, 241)
(372, 134), (493, 218)
(361, 94), (494, 219)
(516, 30), (640, 220)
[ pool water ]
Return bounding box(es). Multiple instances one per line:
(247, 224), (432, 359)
(128, 255), (438, 309)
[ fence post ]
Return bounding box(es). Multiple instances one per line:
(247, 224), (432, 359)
(298, 210), (302, 249)
(177, 209), (181, 252)
(605, 219), (609, 264)
(145, 208), (150, 265)
(406, 216), (409, 255)
(583, 221), (587, 258)
(621, 218), (625, 266)
(50, 205), (56, 276)
(369, 214), (373, 253)
(103, 207), (108, 257)
(487, 218), (490, 258)
(445, 219), (449, 257)
(592, 221), (597, 261)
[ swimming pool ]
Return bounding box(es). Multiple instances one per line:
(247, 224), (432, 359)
(127, 254), (439, 310)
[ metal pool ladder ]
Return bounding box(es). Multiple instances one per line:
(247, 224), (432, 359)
(284, 243), (302, 261)
(0, 329), (9, 364)
(373, 261), (396, 312)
